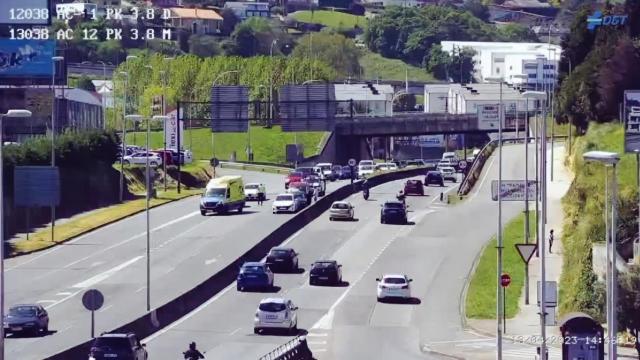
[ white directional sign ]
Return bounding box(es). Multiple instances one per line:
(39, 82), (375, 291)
(348, 158), (357, 167)
(491, 180), (537, 201)
(477, 104), (505, 130)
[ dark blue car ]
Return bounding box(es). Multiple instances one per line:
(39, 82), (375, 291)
(380, 201), (408, 224)
(237, 262), (274, 291)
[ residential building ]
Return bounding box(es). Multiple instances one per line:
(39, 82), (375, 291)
(440, 41), (561, 89)
(424, 84), (460, 114)
(92, 80), (114, 109)
(89, 0), (121, 6)
(334, 83), (394, 117)
(169, 7), (223, 35)
(224, 2), (270, 21)
(500, 0), (558, 17)
(147, 0), (182, 7)
(488, 5), (552, 25)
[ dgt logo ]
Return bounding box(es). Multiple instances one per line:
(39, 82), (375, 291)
(587, 10), (628, 31)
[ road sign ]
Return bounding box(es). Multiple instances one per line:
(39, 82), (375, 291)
(515, 243), (538, 263)
(537, 281), (558, 307)
(491, 180), (537, 201)
(14, 166), (61, 207)
(348, 158), (356, 167)
(82, 289), (104, 311)
(500, 273), (511, 287)
(458, 160), (467, 169)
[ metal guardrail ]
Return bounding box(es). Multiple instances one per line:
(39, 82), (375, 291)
(258, 336), (313, 360)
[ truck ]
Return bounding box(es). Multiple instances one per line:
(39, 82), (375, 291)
(200, 176), (245, 215)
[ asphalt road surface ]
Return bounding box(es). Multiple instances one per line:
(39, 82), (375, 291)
(142, 145), (529, 360)
(5, 169), (347, 360)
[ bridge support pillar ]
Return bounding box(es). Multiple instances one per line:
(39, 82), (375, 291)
(334, 134), (371, 164)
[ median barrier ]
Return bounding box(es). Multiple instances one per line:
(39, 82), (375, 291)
(46, 167), (426, 360)
(219, 161), (292, 175)
(457, 140), (497, 196)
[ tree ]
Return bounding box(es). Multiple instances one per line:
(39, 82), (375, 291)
(95, 40), (126, 64)
(291, 31), (362, 78)
(393, 94), (416, 112)
(220, 8), (240, 36)
(225, 18), (285, 57)
(618, 266), (640, 358)
(76, 75), (96, 92)
(462, 0), (489, 22)
(449, 46), (476, 84)
(425, 44), (451, 80)
(188, 35), (222, 58)
(558, 5), (596, 79)
(498, 23), (538, 42)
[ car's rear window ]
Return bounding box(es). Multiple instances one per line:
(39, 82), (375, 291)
(8, 306), (36, 317)
(270, 249), (290, 256)
(259, 303), (287, 312)
(314, 262), (335, 268)
(332, 203), (349, 209)
(93, 337), (131, 349)
(360, 165), (373, 170)
(383, 277), (406, 284)
(385, 203), (404, 209)
(276, 195), (293, 201)
(242, 265), (264, 273)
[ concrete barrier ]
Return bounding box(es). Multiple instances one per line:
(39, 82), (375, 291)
(457, 140), (497, 196)
(46, 167), (426, 360)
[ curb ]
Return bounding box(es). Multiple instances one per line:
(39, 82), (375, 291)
(459, 233), (491, 330)
(421, 345), (466, 360)
(9, 193), (199, 258)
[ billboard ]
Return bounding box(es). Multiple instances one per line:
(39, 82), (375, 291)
(164, 112), (184, 151)
(477, 104), (505, 130)
(279, 84), (337, 132)
(491, 180), (537, 201)
(0, 40), (56, 81)
(417, 135), (445, 148)
(210, 86), (249, 133)
(623, 90), (640, 153)
(14, 166), (60, 207)
(0, 0), (51, 25)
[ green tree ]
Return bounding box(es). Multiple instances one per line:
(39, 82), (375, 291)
(449, 46), (476, 84)
(76, 75), (96, 92)
(225, 18), (282, 57)
(220, 8), (240, 36)
(558, 5), (596, 79)
(618, 266), (640, 358)
(292, 31), (362, 77)
(498, 23), (538, 42)
(96, 40), (126, 64)
(425, 44), (451, 80)
(462, 0), (489, 22)
(188, 34), (222, 58)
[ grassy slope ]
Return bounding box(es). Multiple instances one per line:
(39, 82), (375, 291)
(466, 212), (536, 319)
(290, 10), (367, 29)
(125, 126), (326, 164)
(360, 51), (436, 83)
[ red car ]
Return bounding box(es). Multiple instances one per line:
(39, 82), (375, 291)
(151, 150), (175, 166)
(285, 171), (303, 189)
(404, 179), (424, 196)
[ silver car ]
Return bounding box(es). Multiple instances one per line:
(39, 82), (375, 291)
(329, 201), (354, 221)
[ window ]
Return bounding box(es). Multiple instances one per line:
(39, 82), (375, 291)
(383, 277), (407, 284)
(259, 302), (286, 312)
(528, 73), (537, 78)
(496, 68), (500, 74)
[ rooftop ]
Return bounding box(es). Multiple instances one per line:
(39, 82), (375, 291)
(169, 7), (223, 20)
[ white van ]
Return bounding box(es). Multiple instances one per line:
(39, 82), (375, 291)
(442, 152), (459, 163)
(314, 162), (335, 181)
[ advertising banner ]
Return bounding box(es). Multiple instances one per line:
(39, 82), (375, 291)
(477, 104), (505, 130)
(623, 90), (640, 153)
(164, 112), (184, 151)
(491, 180), (537, 201)
(417, 135), (445, 148)
(0, 40), (56, 79)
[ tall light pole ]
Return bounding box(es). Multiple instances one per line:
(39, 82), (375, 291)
(161, 57), (174, 192)
(119, 55), (138, 202)
(549, 47), (557, 182)
(583, 151), (620, 360)
(486, 76), (504, 360)
(524, 90), (548, 360)
(97, 61), (108, 129)
(50, 56), (64, 244)
(0, 109), (33, 360)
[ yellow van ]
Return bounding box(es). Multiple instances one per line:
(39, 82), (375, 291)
(200, 176), (245, 215)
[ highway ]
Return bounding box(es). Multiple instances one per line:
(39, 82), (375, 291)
(142, 145), (529, 360)
(5, 169), (347, 360)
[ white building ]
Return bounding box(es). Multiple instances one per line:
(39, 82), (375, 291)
(440, 41), (561, 89)
(334, 83), (394, 116)
(424, 84), (460, 114)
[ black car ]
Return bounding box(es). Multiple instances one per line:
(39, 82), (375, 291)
(380, 201), (408, 224)
(309, 260), (342, 285)
(295, 167), (315, 177)
(425, 171), (445, 187)
(340, 166), (353, 179)
(89, 333), (148, 360)
(265, 247), (299, 272)
(3, 304), (49, 336)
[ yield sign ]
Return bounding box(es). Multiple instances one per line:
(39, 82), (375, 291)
(515, 243), (537, 264)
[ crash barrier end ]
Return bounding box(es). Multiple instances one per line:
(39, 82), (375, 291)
(258, 336), (313, 360)
(46, 168), (426, 359)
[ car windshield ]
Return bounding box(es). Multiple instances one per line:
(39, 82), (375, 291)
(205, 188), (226, 197)
(289, 172), (302, 178)
(295, 168), (313, 175)
(276, 195), (293, 201)
(259, 302), (287, 312)
(332, 203), (349, 209)
(270, 249), (290, 256)
(242, 265), (264, 273)
(93, 337), (131, 349)
(361, 165), (373, 170)
(245, 184), (259, 190)
(383, 277), (407, 284)
(385, 203), (404, 209)
(8, 306), (36, 317)
(314, 262), (336, 268)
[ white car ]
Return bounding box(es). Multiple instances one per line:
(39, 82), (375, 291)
(329, 201), (354, 221)
(358, 164), (374, 178)
(437, 159), (455, 169)
(254, 298), (298, 334)
(314, 163), (336, 181)
(437, 166), (457, 182)
(441, 151), (459, 163)
(358, 160), (374, 167)
(376, 274), (413, 301)
(272, 193), (301, 214)
(123, 152), (162, 167)
(244, 183), (266, 201)
(382, 162), (398, 171)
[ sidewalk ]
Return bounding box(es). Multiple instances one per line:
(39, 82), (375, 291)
(467, 144), (637, 358)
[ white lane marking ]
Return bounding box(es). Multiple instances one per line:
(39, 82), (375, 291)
(99, 304), (113, 313)
(91, 261), (104, 268)
(311, 349), (327, 353)
(36, 300), (56, 304)
(72, 256), (143, 289)
(136, 286), (146, 293)
(55, 292), (72, 296)
(205, 258), (217, 265)
(307, 333), (328, 337)
(308, 340), (327, 345)
(44, 289), (84, 310)
(62, 211), (199, 269)
(229, 327), (242, 336)
(142, 282), (236, 344)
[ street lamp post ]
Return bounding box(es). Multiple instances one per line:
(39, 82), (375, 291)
(523, 90), (548, 360)
(549, 48), (557, 182)
(583, 151), (620, 360)
(97, 61), (108, 129)
(50, 56), (64, 244)
(161, 57), (174, 192)
(119, 56), (138, 202)
(486, 76), (505, 360)
(0, 109), (33, 360)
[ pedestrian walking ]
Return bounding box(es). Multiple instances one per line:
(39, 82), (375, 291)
(548, 229), (554, 253)
(258, 193), (264, 206)
(313, 186), (319, 202)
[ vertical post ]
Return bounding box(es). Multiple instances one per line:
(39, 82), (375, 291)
(146, 117), (151, 312)
(496, 80), (504, 360)
(524, 98), (530, 305)
(539, 99), (548, 360)
(637, 153), (640, 261)
(162, 72), (167, 192)
(0, 115), (5, 359)
(120, 75), (127, 202)
(51, 60), (56, 244)
(550, 57), (555, 182)
(503, 286), (506, 333)
(535, 107), (540, 256)
(611, 163), (618, 360)
(177, 105), (182, 194)
(91, 310), (95, 339)
(605, 166), (611, 359)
